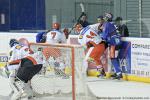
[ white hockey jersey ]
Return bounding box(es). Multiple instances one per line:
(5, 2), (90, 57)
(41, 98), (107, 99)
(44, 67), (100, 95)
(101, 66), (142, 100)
(89, 23), (101, 33)
(78, 26), (102, 46)
(8, 44), (30, 70)
(46, 29), (66, 44)
(26, 51), (44, 65)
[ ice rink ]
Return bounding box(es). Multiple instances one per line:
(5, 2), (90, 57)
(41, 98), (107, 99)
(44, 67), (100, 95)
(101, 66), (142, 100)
(87, 77), (150, 100)
(0, 76), (150, 100)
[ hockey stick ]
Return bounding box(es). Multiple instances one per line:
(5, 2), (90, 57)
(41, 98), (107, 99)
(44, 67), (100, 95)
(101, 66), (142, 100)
(68, 3), (85, 34)
(80, 3), (85, 13)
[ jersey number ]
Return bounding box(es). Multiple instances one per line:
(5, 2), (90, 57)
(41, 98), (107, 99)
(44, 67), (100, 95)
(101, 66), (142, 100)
(51, 32), (56, 39)
(86, 31), (97, 39)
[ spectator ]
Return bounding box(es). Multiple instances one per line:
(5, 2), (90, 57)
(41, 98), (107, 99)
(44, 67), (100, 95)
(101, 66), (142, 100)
(78, 13), (90, 27)
(115, 17), (129, 37)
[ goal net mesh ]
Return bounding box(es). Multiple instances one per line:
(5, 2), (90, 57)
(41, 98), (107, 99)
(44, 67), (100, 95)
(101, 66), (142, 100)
(29, 43), (95, 100)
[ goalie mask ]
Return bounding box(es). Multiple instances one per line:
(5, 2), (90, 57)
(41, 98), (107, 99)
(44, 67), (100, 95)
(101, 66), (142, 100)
(9, 39), (19, 47)
(18, 38), (29, 47)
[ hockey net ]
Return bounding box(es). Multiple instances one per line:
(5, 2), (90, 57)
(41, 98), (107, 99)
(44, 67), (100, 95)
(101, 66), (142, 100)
(29, 43), (96, 100)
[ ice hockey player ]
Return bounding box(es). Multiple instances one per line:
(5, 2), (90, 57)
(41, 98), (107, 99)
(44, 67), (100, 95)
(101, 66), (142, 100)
(75, 23), (106, 77)
(6, 39), (31, 99)
(46, 23), (66, 44)
(12, 48), (43, 100)
(101, 13), (123, 79)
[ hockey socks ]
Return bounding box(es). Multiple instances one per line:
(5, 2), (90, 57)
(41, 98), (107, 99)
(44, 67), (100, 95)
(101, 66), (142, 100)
(111, 58), (121, 73)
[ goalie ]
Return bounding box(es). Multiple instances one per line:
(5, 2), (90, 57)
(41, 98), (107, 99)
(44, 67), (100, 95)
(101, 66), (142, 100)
(5, 39), (31, 99)
(4, 38), (43, 100)
(13, 49), (43, 100)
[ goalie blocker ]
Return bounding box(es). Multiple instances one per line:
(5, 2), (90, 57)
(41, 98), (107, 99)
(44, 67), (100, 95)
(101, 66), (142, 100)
(16, 57), (42, 83)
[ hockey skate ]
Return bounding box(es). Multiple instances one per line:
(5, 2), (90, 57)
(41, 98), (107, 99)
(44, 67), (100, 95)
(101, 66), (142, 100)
(97, 67), (106, 78)
(112, 73), (123, 80)
(9, 90), (14, 98)
(11, 90), (24, 100)
(23, 82), (36, 100)
(110, 73), (117, 78)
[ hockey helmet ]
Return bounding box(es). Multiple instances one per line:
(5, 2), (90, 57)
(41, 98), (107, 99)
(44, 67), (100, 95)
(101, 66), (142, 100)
(104, 13), (113, 21)
(52, 23), (60, 30)
(9, 39), (19, 47)
(18, 38), (29, 47)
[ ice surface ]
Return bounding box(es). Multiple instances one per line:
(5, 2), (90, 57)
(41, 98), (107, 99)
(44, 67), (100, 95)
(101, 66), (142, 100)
(0, 76), (150, 100)
(87, 77), (150, 99)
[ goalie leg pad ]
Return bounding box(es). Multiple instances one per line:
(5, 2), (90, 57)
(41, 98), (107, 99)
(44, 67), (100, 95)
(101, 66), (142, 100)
(10, 78), (25, 100)
(24, 81), (34, 98)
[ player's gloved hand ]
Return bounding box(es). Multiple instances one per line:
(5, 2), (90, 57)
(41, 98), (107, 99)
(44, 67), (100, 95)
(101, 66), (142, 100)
(86, 42), (93, 48)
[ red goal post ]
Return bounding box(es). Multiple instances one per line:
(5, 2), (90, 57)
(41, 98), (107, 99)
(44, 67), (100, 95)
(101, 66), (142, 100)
(29, 42), (95, 100)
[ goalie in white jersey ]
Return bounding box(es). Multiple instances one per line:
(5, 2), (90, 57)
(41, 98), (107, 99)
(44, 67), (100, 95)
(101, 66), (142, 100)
(8, 39), (30, 70)
(75, 24), (106, 76)
(46, 23), (66, 44)
(6, 39), (31, 100)
(7, 39), (43, 100)
(14, 48), (43, 100)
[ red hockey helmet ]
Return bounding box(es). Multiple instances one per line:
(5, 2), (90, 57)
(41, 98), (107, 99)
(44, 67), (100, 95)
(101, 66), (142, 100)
(52, 23), (60, 30)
